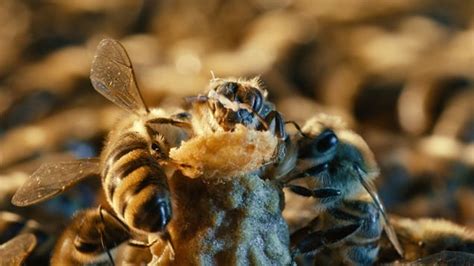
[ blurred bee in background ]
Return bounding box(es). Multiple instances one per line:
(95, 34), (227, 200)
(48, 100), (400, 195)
(0, 211), (54, 265)
(51, 206), (154, 265)
(12, 38), (193, 263)
(284, 114), (404, 265)
(406, 251), (474, 265)
(0, 233), (37, 266)
(51, 207), (130, 265)
(377, 216), (474, 264)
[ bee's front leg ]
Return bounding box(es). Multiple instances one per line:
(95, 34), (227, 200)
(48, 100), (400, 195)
(258, 110), (287, 140)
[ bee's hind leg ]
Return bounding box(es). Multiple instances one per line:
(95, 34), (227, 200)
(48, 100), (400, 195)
(291, 223), (361, 256)
(287, 185), (341, 198)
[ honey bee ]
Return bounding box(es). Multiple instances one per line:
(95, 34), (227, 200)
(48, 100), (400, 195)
(187, 77), (295, 178)
(408, 251), (474, 265)
(0, 233), (37, 266)
(377, 217), (474, 264)
(12, 38), (193, 261)
(51, 207), (131, 265)
(187, 77), (281, 135)
(285, 114), (404, 264)
(0, 211), (54, 264)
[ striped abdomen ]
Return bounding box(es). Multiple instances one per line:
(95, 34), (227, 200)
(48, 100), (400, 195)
(102, 132), (172, 233)
(322, 199), (383, 265)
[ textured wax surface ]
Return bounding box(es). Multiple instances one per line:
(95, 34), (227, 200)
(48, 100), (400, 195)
(165, 172), (291, 265)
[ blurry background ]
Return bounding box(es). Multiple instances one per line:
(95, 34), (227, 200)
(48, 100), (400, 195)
(0, 0), (472, 263)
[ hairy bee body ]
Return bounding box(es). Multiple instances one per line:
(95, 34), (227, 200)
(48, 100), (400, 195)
(11, 39), (192, 264)
(287, 114), (403, 264)
(51, 208), (130, 265)
(190, 77), (272, 133)
(378, 217), (474, 263)
(101, 114), (171, 233)
(314, 195), (383, 264)
(100, 107), (192, 234)
(189, 77), (295, 179)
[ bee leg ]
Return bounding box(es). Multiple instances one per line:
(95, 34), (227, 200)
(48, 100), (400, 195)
(287, 185), (341, 198)
(184, 95), (209, 104)
(312, 188), (342, 198)
(280, 163), (329, 184)
(98, 207), (116, 266)
(291, 223), (361, 255)
(170, 111), (192, 121)
(162, 231), (175, 260)
(284, 120), (310, 138)
(99, 229), (115, 266)
(259, 111), (287, 139)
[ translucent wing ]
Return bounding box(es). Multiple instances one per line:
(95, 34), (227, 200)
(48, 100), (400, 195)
(411, 251), (474, 265)
(0, 233), (37, 265)
(90, 38), (148, 115)
(11, 159), (100, 207)
(355, 166), (404, 257)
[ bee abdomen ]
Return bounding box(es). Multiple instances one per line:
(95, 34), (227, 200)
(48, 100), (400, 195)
(343, 241), (380, 265)
(331, 200), (383, 265)
(102, 133), (172, 233)
(125, 186), (172, 232)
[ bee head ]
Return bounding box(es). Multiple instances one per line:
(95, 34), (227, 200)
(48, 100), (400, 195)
(298, 129), (339, 164)
(148, 133), (169, 160)
(207, 81), (266, 130)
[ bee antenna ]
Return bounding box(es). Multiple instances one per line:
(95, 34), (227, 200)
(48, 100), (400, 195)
(285, 121), (309, 138)
(128, 238), (158, 248)
(210, 70), (216, 80)
(98, 205), (130, 234)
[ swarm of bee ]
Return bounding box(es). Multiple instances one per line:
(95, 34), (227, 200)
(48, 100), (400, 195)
(5, 38), (474, 265)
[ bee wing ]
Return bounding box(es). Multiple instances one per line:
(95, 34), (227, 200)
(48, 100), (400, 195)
(355, 166), (404, 257)
(90, 38), (148, 115)
(412, 251), (474, 265)
(0, 233), (37, 265)
(11, 159), (100, 207)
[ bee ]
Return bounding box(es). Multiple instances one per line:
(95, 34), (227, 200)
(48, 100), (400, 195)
(285, 114), (404, 265)
(187, 76), (295, 178)
(0, 233), (37, 266)
(377, 217), (474, 264)
(51, 207), (131, 265)
(12, 38), (193, 261)
(186, 77), (280, 133)
(0, 211), (54, 264)
(408, 251), (474, 265)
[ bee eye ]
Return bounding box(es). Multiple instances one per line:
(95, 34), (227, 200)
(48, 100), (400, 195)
(217, 82), (238, 99)
(251, 90), (263, 111)
(151, 143), (161, 153)
(316, 130), (338, 153)
(151, 142), (168, 159)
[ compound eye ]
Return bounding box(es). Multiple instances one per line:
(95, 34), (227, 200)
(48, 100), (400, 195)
(316, 130), (338, 153)
(151, 142), (160, 152)
(217, 82), (238, 100)
(251, 90), (263, 111)
(151, 142), (166, 159)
